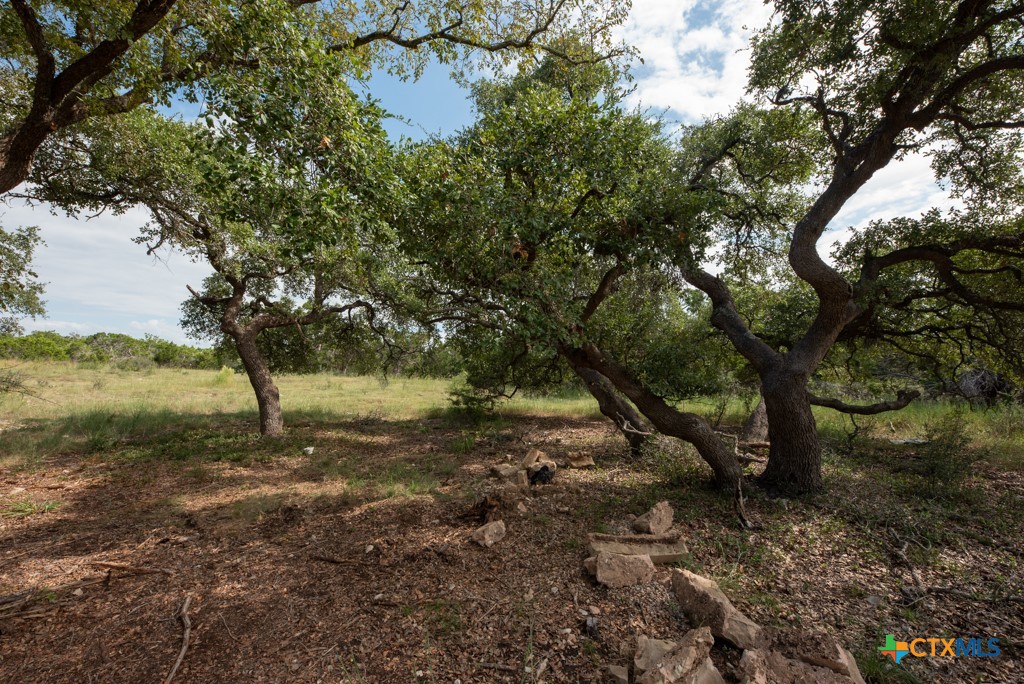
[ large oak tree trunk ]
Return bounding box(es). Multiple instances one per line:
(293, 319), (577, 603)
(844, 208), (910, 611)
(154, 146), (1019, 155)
(571, 364), (650, 456)
(233, 332), (284, 437)
(758, 373), (822, 492)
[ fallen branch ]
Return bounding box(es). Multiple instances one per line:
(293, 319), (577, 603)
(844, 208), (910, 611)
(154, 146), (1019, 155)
(0, 573), (111, 620)
(309, 554), (363, 566)
(925, 586), (1024, 604)
(165, 596), (193, 684)
(476, 662), (517, 672)
(888, 534), (926, 598)
(735, 480), (755, 530)
(90, 561), (174, 576)
(616, 414), (653, 437)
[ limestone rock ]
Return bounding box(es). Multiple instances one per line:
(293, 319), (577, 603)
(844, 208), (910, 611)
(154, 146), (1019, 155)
(606, 665), (629, 684)
(759, 628), (865, 681)
(636, 627), (724, 684)
(515, 470), (530, 488)
(470, 520), (507, 548)
(634, 636), (678, 675)
(491, 463), (520, 479)
(528, 462), (556, 485)
(633, 500), (674, 535)
(589, 533), (688, 564)
(738, 649), (857, 684)
(594, 551), (655, 588)
(671, 569), (762, 650)
(569, 453), (596, 468)
(522, 448), (547, 468)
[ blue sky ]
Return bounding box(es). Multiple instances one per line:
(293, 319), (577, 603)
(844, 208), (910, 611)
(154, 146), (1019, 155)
(5, 0), (954, 345)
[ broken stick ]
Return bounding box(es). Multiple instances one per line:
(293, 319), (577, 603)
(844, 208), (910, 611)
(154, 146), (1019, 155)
(165, 596), (193, 684)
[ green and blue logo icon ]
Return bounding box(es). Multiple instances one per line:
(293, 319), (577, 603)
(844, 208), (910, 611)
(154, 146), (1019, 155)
(879, 633), (1000, 664)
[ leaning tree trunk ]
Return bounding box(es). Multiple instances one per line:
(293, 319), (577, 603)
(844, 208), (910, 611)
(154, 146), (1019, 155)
(758, 372), (822, 492)
(571, 364), (650, 456)
(568, 345), (742, 489)
(232, 332), (284, 437)
(740, 393), (768, 444)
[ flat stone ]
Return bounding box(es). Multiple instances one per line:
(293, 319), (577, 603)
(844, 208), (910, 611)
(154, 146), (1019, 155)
(595, 551), (655, 588)
(671, 569), (762, 650)
(470, 520), (506, 548)
(739, 649), (857, 684)
(636, 627), (724, 684)
(634, 635), (678, 674)
(490, 463), (520, 479)
(522, 448), (547, 468)
(589, 532), (688, 564)
(606, 665), (629, 684)
(569, 453), (596, 468)
(633, 501), (674, 535)
(760, 628), (864, 680)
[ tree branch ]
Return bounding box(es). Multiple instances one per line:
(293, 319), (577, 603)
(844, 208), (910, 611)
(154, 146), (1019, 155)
(809, 389), (920, 415)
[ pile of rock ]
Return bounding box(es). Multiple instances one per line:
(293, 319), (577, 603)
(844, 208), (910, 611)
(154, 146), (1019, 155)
(490, 447), (563, 489)
(607, 569), (866, 684)
(474, 448), (587, 548)
(582, 501), (689, 588)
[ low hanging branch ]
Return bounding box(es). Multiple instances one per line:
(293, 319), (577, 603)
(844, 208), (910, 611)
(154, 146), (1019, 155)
(809, 389), (920, 415)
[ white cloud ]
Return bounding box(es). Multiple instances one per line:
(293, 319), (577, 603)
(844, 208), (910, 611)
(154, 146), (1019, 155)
(20, 319), (96, 333)
(819, 152), (961, 261)
(2, 197), (211, 343)
(615, 2), (959, 263)
(619, 0), (772, 121)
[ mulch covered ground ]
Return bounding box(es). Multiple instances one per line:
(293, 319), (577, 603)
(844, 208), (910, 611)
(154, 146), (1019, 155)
(1, 414), (1021, 683)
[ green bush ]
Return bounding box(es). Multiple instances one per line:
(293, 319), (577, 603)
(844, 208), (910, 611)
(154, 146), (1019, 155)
(917, 408), (983, 495)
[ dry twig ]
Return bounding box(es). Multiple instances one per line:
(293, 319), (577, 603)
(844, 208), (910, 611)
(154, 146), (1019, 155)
(164, 596), (193, 684)
(90, 561), (174, 576)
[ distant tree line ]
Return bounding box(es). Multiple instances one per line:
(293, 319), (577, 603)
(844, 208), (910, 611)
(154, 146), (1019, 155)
(0, 329), (464, 378)
(0, 331), (219, 369)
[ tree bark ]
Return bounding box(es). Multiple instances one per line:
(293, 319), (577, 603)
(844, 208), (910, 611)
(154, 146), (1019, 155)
(232, 332), (284, 438)
(566, 344), (742, 489)
(739, 393), (768, 443)
(0, 124), (50, 195)
(758, 372), (822, 492)
(571, 363), (650, 456)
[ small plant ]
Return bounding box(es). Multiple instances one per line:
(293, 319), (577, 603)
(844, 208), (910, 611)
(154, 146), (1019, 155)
(212, 365), (235, 385)
(917, 408), (982, 495)
(3, 500), (61, 517)
(855, 649), (921, 684)
(449, 433), (475, 454)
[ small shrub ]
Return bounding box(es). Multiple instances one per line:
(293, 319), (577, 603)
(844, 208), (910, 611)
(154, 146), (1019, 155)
(646, 438), (704, 486)
(212, 366), (235, 385)
(917, 409), (982, 494)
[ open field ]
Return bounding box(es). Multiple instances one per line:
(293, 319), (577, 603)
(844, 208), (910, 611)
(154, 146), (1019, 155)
(1, 363), (1022, 683)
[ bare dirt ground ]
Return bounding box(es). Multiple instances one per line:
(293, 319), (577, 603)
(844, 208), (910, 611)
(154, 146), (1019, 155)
(1, 414), (1021, 683)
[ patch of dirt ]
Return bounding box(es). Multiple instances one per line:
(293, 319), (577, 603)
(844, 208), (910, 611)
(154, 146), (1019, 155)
(0, 415), (1021, 683)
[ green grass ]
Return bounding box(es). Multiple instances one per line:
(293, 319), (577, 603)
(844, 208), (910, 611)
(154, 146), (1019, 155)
(2, 499), (61, 517)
